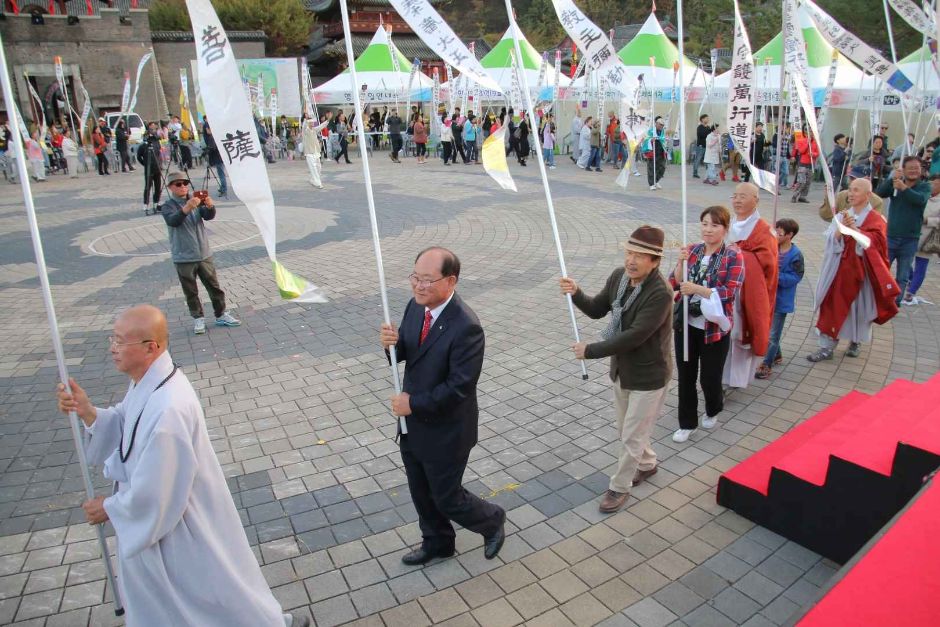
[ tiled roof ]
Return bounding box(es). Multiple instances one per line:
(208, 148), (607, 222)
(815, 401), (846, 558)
(151, 30), (267, 42)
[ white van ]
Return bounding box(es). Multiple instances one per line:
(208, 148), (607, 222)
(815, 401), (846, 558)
(105, 112), (146, 143)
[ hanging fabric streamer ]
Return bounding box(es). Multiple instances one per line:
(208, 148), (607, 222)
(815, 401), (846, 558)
(185, 0), (327, 303)
(726, 0), (776, 192)
(128, 51), (152, 113)
(387, 0), (501, 93)
(482, 126), (517, 191)
(816, 50), (840, 140)
(445, 64), (456, 113)
(803, 0), (913, 92)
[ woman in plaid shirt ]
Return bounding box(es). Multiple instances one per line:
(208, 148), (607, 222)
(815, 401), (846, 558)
(669, 206), (745, 443)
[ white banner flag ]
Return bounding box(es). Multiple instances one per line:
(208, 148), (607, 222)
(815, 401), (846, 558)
(816, 50), (839, 136)
(727, 0), (776, 193)
(803, 0), (913, 92)
(128, 51), (153, 113)
(509, 50), (523, 113)
(784, 0), (834, 207)
(179, 69), (199, 141)
(185, 0), (326, 303)
(387, 0), (501, 93)
(552, 51), (562, 108)
(550, 0), (638, 109)
(404, 57), (420, 117)
(888, 0), (935, 37)
(445, 64), (456, 113)
(24, 75), (47, 132)
(79, 85), (92, 141)
(301, 65), (313, 119)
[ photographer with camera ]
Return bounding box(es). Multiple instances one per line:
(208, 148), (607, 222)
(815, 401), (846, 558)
(138, 122), (164, 214)
(670, 206), (744, 443)
(169, 115), (193, 170)
(161, 170), (241, 335)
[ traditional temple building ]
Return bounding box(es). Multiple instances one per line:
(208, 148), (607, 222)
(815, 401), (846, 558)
(303, 0), (489, 83)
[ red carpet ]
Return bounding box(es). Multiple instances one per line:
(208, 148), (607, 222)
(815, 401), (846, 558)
(798, 478), (940, 626)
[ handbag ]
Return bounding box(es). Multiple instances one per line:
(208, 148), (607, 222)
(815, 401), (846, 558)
(921, 226), (940, 255)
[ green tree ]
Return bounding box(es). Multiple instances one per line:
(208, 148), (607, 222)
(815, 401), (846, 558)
(148, 0), (314, 57)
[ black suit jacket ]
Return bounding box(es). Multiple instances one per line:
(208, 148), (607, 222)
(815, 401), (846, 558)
(391, 293), (484, 462)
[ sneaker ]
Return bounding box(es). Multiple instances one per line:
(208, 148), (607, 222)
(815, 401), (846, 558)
(693, 174), (701, 179)
(549, 165), (556, 169)
(773, 353), (783, 365)
(672, 428), (695, 443)
(142, 204), (150, 214)
(633, 171), (641, 177)
(193, 317), (207, 335)
(216, 311), (241, 327)
(755, 364), (773, 379)
(901, 294), (916, 306)
(649, 185), (657, 190)
(701, 416), (718, 429)
(846, 342), (861, 358)
(655, 183), (663, 189)
(806, 348), (833, 362)
(595, 168), (603, 172)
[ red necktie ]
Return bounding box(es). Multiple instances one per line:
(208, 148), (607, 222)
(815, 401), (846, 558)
(420, 310), (432, 344)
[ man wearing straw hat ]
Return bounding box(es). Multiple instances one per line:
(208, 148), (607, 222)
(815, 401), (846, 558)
(560, 226), (673, 513)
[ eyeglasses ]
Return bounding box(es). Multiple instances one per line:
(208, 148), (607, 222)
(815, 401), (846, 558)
(408, 274), (449, 289)
(730, 194), (756, 200)
(170, 181), (190, 187)
(109, 337), (156, 348)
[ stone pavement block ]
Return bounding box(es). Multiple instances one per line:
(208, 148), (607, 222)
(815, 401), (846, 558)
(328, 541), (370, 568)
(647, 549), (696, 580)
(559, 592), (613, 627)
(524, 607), (576, 627)
(681, 603), (738, 627)
(310, 594), (358, 627)
(349, 582), (397, 617)
(58, 580), (103, 612)
(419, 588), (470, 623)
(471, 597), (524, 627)
(652, 581), (705, 617)
(14, 588), (62, 621)
(540, 570), (589, 605)
(623, 529), (670, 558)
(620, 563), (670, 597)
(521, 549), (567, 579)
(551, 536), (596, 566)
(0, 573), (28, 600)
(775, 541), (821, 570)
(421, 557), (471, 590)
(578, 524), (622, 551)
(506, 582), (556, 620)
(342, 559), (386, 590)
(23, 566), (68, 595)
(734, 571), (785, 605)
(456, 574), (504, 609)
(507, 504), (547, 530)
(489, 562), (537, 594)
(782, 579), (821, 606)
(292, 551), (333, 579)
(272, 580), (308, 611)
(754, 555), (804, 588)
(569, 556), (618, 588)
(622, 597), (677, 627)
(727, 536), (775, 567)
(704, 551), (752, 583)
(760, 594), (801, 625)
(712, 586), (762, 624)
(303, 570), (348, 604)
(381, 599), (431, 626)
(672, 534), (720, 565)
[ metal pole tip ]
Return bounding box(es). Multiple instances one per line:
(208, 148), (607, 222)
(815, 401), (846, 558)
(115, 608), (125, 616)
(581, 374), (589, 380)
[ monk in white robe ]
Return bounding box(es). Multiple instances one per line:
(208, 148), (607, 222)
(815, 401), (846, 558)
(57, 305), (306, 627)
(302, 113), (330, 189)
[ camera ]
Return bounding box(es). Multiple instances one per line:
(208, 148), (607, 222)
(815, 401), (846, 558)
(193, 190), (209, 205)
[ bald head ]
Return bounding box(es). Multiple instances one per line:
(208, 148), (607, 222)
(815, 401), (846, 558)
(110, 305), (168, 382)
(847, 178), (873, 210)
(118, 305), (169, 347)
(732, 182), (760, 219)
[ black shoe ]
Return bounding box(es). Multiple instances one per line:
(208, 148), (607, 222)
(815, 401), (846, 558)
(693, 174), (701, 178)
(798, 198), (809, 203)
(400, 545), (455, 566)
(483, 509), (506, 560)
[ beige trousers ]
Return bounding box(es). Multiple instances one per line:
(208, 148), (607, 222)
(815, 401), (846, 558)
(609, 378), (666, 493)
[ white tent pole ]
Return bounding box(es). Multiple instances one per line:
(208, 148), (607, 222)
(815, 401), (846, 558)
(502, 3), (588, 380)
(337, 0), (406, 432)
(0, 33), (124, 618)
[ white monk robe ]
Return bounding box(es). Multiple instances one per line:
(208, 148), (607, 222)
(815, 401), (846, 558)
(84, 351), (285, 626)
(302, 119), (328, 189)
(722, 211), (759, 388)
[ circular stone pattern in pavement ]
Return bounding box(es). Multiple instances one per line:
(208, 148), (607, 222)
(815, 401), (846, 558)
(87, 219), (260, 257)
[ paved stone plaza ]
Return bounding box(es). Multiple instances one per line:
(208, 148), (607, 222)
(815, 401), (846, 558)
(0, 152), (938, 627)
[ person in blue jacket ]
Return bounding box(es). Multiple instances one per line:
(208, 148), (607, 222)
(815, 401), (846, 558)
(755, 218), (805, 379)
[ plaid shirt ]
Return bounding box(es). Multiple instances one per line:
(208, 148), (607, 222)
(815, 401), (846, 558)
(669, 243), (744, 344)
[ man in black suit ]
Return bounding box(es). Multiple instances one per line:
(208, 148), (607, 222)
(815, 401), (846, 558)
(380, 247), (506, 565)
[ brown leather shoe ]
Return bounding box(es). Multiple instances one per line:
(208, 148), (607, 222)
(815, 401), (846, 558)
(598, 490), (628, 513)
(632, 467), (658, 487)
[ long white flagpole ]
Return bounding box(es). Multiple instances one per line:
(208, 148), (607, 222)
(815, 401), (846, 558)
(503, 1), (588, 380)
(0, 35), (124, 617)
(337, 0), (406, 429)
(884, 0), (913, 156)
(677, 0), (689, 363)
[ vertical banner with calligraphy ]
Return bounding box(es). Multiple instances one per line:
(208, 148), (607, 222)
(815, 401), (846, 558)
(803, 0), (913, 92)
(509, 50), (524, 113)
(888, 0), (935, 36)
(432, 67), (441, 135)
(783, 0), (834, 207)
(387, 0), (501, 93)
(301, 63), (314, 119)
(464, 42), (475, 112)
(185, 0), (326, 303)
(816, 50), (839, 140)
(78, 85), (92, 144)
(404, 58), (420, 120)
(726, 0), (775, 192)
(552, 51), (561, 111)
(550, 0), (638, 109)
(445, 64), (455, 114)
(128, 51), (152, 113)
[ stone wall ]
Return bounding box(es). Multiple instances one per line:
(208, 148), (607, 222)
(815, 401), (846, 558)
(0, 9), (164, 124)
(153, 38), (266, 120)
